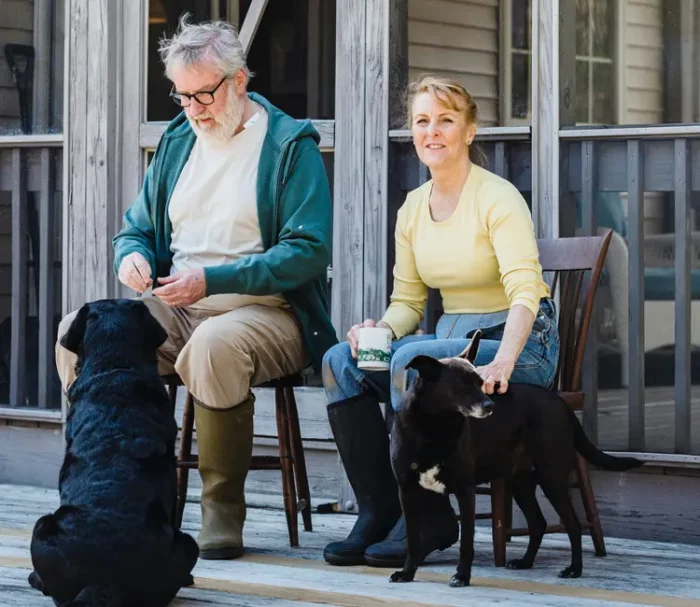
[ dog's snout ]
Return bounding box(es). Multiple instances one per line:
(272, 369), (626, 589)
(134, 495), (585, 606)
(481, 397), (495, 412)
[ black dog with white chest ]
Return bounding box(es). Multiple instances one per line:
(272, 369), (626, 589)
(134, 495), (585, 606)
(28, 299), (199, 607)
(389, 330), (643, 588)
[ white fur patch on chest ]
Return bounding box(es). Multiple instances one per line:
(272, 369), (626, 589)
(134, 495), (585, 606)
(418, 465), (447, 494)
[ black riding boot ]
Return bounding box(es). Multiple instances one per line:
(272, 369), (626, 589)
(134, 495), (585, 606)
(323, 393), (402, 566)
(364, 490), (459, 568)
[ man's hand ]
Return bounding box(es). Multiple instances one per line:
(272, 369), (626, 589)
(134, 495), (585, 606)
(118, 252), (153, 294)
(152, 269), (207, 308)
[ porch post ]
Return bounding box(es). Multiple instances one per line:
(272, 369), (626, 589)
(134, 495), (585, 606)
(63, 0), (123, 312)
(332, 0), (404, 509)
(531, 0), (559, 240)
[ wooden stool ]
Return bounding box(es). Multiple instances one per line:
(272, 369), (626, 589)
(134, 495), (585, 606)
(166, 373), (313, 547)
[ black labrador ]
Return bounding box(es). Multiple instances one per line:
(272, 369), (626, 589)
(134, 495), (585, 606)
(388, 330), (643, 588)
(28, 299), (199, 607)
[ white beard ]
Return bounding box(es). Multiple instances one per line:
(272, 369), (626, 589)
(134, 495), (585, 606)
(189, 86), (245, 144)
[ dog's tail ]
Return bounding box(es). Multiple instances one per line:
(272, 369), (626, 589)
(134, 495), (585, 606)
(568, 407), (643, 471)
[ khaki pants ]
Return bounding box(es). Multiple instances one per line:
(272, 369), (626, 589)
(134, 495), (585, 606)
(56, 296), (309, 410)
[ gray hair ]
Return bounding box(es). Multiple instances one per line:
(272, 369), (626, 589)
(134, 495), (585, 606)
(158, 14), (253, 83)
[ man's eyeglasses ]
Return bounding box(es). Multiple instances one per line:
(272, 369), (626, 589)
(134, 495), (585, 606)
(170, 76), (227, 107)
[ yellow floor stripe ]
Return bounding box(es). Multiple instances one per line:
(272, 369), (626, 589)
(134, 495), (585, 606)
(2, 531), (699, 607)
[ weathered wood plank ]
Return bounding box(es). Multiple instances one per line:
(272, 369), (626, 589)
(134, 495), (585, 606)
(10, 149), (27, 407)
(65, 0), (117, 312)
(238, 0), (269, 57)
(84, 0), (115, 305)
(565, 140), (700, 193)
(674, 138), (691, 453)
(363, 0), (389, 321)
(580, 141), (598, 443)
(37, 149), (55, 408)
(531, 0), (558, 239)
(627, 141), (645, 451)
(0, 426), (64, 489)
(138, 120), (335, 152)
(331, 0), (365, 340)
(2, 485), (700, 606)
(117, 0), (148, 300)
(0, 147), (63, 192)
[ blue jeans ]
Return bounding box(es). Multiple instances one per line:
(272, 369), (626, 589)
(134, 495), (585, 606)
(322, 299), (560, 411)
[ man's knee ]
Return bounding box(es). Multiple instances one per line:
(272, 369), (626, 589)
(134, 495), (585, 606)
(176, 319), (250, 386)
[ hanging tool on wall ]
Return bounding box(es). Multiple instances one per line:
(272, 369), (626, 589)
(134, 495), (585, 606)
(4, 43), (35, 135)
(4, 44), (41, 310)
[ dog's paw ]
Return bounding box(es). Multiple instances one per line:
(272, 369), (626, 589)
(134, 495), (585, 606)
(448, 574), (469, 588)
(389, 570), (414, 583)
(27, 571), (44, 592)
(557, 566), (582, 579)
(183, 574), (195, 587)
(506, 558), (533, 570)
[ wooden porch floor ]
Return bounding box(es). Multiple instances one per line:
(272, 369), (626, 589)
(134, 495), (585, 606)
(1, 485), (700, 606)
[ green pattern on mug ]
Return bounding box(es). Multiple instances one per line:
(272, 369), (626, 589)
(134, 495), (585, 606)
(358, 348), (391, 363)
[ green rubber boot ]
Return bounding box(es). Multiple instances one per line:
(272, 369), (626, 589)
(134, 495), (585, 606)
(194, 396), (254, 560)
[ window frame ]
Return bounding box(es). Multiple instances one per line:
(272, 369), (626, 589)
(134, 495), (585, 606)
(501, 0), (624, 126)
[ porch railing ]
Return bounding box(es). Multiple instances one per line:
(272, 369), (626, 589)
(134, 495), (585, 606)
(390, 127), (700, 456)
(562, 128), (700, 456)
(0, 135), (63, 416)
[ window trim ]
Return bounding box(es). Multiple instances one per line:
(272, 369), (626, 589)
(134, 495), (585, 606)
(501, 0), (624, 127)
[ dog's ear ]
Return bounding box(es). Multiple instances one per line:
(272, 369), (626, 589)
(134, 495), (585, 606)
(139, 305), (168, 350)
(59, 304), (91, 354)
(457, 329), (482, 364)
(406, 354), (443, 382)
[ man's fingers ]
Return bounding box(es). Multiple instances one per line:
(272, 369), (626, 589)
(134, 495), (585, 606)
(132, 259), (152, 284)
(497, 378), (508, 394)
(126, 269), (147, 292)
(156, 273), (179, 285)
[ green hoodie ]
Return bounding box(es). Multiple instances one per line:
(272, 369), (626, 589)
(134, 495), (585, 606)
(113, 93), (338, 373)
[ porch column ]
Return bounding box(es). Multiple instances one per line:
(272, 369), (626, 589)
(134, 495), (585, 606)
(64, 0), (123, 312)
(332, 0), (407, 509)
(531, 0), (560, 240)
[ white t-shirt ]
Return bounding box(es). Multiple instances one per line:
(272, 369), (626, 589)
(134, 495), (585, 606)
(168, 108), (287, 311)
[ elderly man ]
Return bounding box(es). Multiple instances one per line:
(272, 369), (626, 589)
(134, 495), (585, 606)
(55, 17), (337, 560)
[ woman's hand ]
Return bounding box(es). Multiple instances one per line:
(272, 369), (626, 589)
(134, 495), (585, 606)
(347, 319), (393, 358)
(476, 357), (515, 395)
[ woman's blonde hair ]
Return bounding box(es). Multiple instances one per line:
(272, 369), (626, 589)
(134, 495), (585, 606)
(405, 75), (486, 167)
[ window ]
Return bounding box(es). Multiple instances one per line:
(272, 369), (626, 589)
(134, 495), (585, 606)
(575, 0), (615, 124)
(508, 0), (531, 121)
(146, 0), (335, 123)
(503, 0), (617, 125)
(0, 0), (65, 134)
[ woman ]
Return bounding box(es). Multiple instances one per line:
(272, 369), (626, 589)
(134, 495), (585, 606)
(321, 76), (559, 568)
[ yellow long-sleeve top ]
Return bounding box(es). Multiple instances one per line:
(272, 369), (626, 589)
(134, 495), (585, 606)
(380, 164), (550, 340)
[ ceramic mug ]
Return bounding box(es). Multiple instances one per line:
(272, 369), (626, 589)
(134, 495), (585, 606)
(357, 326), (393, 370)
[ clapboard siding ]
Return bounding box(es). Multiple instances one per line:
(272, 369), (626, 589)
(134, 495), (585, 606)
(407, 0), (500, 126)
(624, 0), (664, 125)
